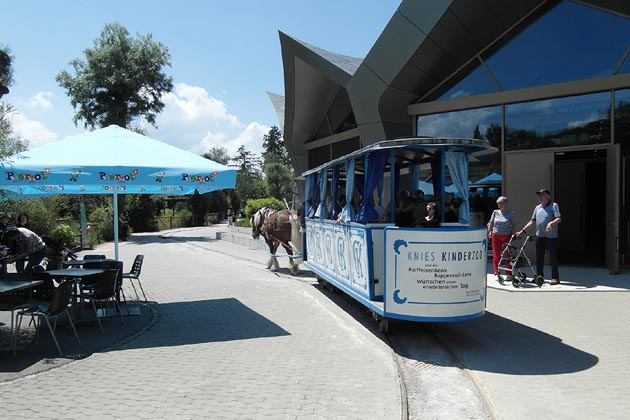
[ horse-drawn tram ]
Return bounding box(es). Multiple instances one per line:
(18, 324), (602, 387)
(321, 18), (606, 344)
(301, 137), (497, 332)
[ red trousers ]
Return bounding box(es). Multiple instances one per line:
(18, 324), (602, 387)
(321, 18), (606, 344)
(491, 233), (512, 276)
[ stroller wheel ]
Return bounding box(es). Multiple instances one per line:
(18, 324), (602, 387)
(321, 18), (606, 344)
(512, 277), (522, 288)
(535, 275), (545, 287)
(498, 275), (505, 285)
(518, 272), (527, 283)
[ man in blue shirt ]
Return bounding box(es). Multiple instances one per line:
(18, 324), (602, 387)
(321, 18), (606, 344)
(517, 189), (562, 285)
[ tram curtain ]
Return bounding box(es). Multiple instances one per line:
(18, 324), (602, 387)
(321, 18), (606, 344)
(430, 153), (442, 203)
(331, 164), (340, 220)
(305, 173), (318, 218)
(315, 168), (328, 220)
(357, 151), (389, 224)
(340, 158), (356, 222)
(409, 164), (419, 192)
(445, 151), (469, 224)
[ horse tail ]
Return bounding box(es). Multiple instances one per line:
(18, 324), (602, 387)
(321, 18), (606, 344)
(288, 210), (304, 265)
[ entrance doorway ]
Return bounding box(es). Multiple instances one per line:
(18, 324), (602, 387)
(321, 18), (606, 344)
(555, 149), (606, 265)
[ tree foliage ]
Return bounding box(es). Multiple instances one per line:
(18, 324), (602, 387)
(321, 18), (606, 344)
(56, 22), (173, 129)
(0, 103), (28, 158)
(0, 45), (14, 96)
(231, 145), (266, 209)
(264, 162), (293, 202)
(203, 146), (230, 165)
(262, 125), (290, 167)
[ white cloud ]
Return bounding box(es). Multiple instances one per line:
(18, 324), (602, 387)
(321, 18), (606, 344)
(8, 111), (58, 148)
(153, 82), (269, 158)
(418, 107), (499, 138)
(25, 91), (55, 111)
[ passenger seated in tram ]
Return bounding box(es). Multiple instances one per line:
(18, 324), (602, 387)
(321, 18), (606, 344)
(417, 202), (440, 228)
(396, 191), (414, 227)
(444, 192), (459, 223)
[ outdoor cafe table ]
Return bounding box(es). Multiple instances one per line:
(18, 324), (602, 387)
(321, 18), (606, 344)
(0, 279), (45, 295)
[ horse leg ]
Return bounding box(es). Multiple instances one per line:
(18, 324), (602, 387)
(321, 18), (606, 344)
(283, 243), (299, 275)
(266, 239), (275, 270)
(272, 241), (281, 271)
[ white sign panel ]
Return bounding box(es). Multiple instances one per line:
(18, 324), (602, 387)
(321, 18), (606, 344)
(384, 227), (487, 321)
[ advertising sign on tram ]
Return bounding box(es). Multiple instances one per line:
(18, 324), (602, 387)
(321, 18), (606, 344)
(384, 227), (487, 321)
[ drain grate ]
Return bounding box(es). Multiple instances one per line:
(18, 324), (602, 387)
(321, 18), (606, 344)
(409, 360), (440, 370)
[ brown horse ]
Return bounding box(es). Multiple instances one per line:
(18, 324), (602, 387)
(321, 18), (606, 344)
(251, 207), (303, 274)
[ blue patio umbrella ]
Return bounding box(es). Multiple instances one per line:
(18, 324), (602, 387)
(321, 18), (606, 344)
(0, 125), (236, 259)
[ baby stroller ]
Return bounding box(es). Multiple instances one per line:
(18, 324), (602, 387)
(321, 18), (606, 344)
(497, 235), (544, 288)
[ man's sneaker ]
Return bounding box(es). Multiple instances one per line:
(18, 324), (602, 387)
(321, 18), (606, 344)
(550, 278), (560, 285)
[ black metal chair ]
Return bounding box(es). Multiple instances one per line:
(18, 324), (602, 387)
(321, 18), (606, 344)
(123, 255), (146, 302)
(75, 269), (125, 332)
(83, 254), (106, 261)
(13, 279), (81, 356)
(0, 272), (53, 348)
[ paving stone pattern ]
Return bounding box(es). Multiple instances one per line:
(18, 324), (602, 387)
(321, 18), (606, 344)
(0, 229), (401, 419)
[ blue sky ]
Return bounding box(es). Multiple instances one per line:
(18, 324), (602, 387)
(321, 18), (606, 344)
(1, 0), (400, 156)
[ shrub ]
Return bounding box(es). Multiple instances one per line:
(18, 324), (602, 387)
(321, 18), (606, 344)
(244, 198), (284, 219)
(234, 218), (252, 228)
(89, 206), (114, 241)
(50, 224), (77, 248)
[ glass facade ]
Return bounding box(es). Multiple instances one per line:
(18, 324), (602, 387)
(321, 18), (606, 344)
(615, 89), (630, 149)
(417, 106), (502, 150)
(484, 1), (629, 90)
(429, 1), (629, 101)
(505, 92), (611, 151)
(432, 60), (499, 102)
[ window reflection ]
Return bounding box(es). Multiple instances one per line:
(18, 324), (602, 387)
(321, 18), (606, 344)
(417, 106), (502, 151)
(615, 89), (630, 149)
(430, 60), (499, 102)
(505, 92), (611, 151)
(484, 1), (629, 90)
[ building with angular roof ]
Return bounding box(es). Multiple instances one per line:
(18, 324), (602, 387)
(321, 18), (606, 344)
(272, 0), (630, 271)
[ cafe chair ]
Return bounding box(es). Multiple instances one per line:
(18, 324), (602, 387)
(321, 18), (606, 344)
(13, 279), (81, 356)
(123, 255), (146, 302)
(84, 254), (106, 260)
(76, 269), (125, 332)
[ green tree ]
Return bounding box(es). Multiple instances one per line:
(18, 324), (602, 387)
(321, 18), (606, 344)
(0, 48), (28, 158)
(0, 45), (14, 97)
(232, 145), (266, 209)
(0, 103), (28, 158)
(202, 146), (230, 165)
(56, 22), (173, 129)
(264, 162), (293, 201)
(261, 126), (293, 202)
(261, 125), (290, 167)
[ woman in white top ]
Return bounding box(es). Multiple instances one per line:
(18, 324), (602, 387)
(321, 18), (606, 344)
(487, 196), (516, 280)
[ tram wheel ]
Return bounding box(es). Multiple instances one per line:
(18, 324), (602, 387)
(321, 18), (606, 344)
(378, 317), (389, 334)
(512, 277), (522, 288)
(535, 275), (545, 288)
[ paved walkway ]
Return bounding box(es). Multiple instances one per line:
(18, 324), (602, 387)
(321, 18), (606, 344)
(0, 226), (401, 419)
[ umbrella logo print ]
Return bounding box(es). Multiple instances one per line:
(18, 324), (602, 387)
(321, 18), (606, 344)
(69, 170), (82, 182)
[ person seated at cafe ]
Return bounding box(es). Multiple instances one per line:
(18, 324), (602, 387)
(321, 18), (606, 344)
(0, 245), (10, 277)
(2, 226), (47, 272)
(417, 202), (440, 228)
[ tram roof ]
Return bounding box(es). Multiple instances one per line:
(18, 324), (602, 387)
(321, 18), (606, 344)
(301, 137), (498, 176)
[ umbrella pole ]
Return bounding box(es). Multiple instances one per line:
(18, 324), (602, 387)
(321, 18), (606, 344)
(113, 191), (119, 261)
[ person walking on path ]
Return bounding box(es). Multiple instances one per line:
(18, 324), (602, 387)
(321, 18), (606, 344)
(119, 211), (130, 241)
(517, 189), (562, 285)
(487, 196), (515, 281)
